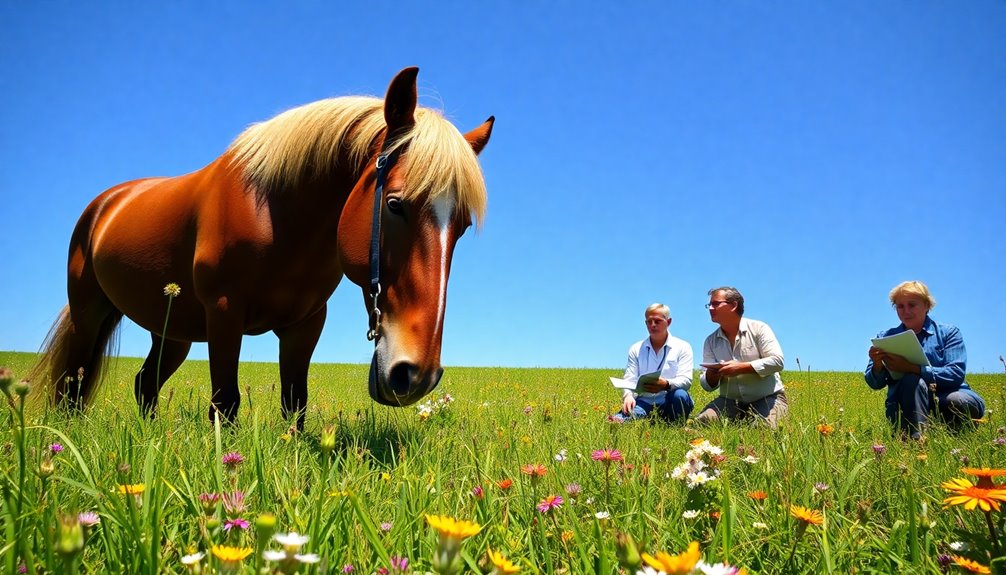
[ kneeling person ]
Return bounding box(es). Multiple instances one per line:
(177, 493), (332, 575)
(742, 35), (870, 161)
(610, 303), (694, 423)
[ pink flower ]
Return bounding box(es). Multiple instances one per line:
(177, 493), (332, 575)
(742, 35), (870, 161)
(222, 491), (246, 517)
(223, 518), (249, 531)
(537, 494), (564, 513)
(591, 449), (624, 464)
(78, 511), (100, 527)
(198, 492), (221, 516)
(50, 443), (64, 455)
(471, 485), (484, 499)
(222, 451), (245, 470)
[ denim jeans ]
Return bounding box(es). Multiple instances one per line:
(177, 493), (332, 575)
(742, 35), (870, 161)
(886, 375), (986, 436)
(611, 388), (694, 423)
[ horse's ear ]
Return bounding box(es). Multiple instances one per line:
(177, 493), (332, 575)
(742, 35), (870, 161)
(384, 67), (419, 132)
(464, 116), (494, 156)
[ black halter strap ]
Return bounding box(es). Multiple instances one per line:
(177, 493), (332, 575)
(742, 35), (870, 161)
(367, 142), (400, 342)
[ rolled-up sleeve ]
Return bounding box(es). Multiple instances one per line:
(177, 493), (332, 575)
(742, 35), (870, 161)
(750, 323), (784, 377)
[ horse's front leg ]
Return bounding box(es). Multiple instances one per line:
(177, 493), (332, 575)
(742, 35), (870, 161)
(135, 334), (192, 417)
(206, 309), (244, 425)
(275, 305), (327, 431)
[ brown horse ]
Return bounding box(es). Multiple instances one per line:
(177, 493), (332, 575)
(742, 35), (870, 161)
(32, 67), (493, 426)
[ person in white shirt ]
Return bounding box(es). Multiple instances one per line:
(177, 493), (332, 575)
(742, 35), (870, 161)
(609, 303), (694, 423)
(697, 287), (788, 428)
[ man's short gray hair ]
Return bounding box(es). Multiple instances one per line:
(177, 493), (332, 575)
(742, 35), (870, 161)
(645, 303), (671, 319)
(709, 287), (744, 316)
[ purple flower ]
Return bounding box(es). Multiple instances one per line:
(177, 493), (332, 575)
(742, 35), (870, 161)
(342, 565), (355, 573)
(565, 483), (582, 497)
(871, 444), (886, 456)
(223, 518), (250, 531)
(198, 492), (221, 515)
(222, 451), (245, 469)
(471, 485), (484, 499)
(78, 511), (100, 527)
(17, 563), (27, 574)
(50, 443), (64, 455)
(389, 555), (409, 571)
(380, 521), (393, 532)
(994, 437), (1006, 446)
(814, 482), (830, 493)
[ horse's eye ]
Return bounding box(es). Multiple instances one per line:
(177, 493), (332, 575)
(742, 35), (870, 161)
(387, 197), (404, 215)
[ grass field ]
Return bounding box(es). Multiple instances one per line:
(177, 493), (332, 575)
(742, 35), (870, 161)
(1, 350), (1004, 574)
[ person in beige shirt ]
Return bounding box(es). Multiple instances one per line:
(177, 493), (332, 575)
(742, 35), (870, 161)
(696, 286), (788, 428)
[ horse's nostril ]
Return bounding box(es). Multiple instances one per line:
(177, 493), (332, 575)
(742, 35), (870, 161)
(388, 362), (418, 396)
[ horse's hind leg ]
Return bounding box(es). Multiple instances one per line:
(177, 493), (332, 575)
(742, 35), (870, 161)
(134, 334), (191, 416)
(275, 305), (327, 431)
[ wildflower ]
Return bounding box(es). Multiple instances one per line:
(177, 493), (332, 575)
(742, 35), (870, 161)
(320, 424), (337, 454)
(565, 483), (582, 497)
(164, 283), (182, 297)
(747, 490), (768, 501)
(742, 455), (759, 464)
(471, 485), (484, 499)
(198, 492), (220, 515)
(816, 423), (834, 436)
(961, 467), (1006, 489)
(537, 494), (564, 513)
(520, 463), (547, 478)
(941, 478), (1006, 512)
(814, 482), (830, 493)
(790, 505), (824, 526)
(872, 444), (886, 456)
(342, 565), (355, 573)
(54, 514), (85, 559)
(682, 509), (701, 519)
(752, 522), (768, 529)
(698, 562), (748, 575)
(380, 521), (393, 532)
(520, 435), (531, 444)
(951, 555), (991, 574)
(50, 443), (64, 455)
(255, 513), (277, 548)
(641, 541), (702, 575)
(39, 456), (55, 478)
(211, 545), (252, 574)
(948, 541), (968, 552)
(223, 518), (249, 531)
(487, 548), (520, 574)
(222, 451), (245, 470)
(78, 511), (100, 528)
(523, 405), (533, 415)
(994, 437), (1006, 447)
(592, 448), (624, 464)
(181, 551), (205, 566)
(554, 449), (567, 462)
(117, 483), (146, 496)
(427, 515), (481, 575)
(389, 555), (409, 571)
(595, 511), (610, 520)
(222, 491), (247, 517)
(497, 478), (514, 490)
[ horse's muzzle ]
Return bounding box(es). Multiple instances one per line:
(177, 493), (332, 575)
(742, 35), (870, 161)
(369, 351), (443, 407)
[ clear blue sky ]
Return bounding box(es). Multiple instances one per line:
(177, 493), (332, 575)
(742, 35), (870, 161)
(2, 2), (1004, 373)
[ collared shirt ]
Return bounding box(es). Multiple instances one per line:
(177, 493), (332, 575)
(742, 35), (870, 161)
(623, 334), (694, 400)
(699, 317), (785, 403)
(864, 316), (971, 395)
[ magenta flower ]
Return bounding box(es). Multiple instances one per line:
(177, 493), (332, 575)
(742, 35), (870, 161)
(537, 494), (564, 513)
(342, 565), (355, 573)
(471, 485), (484, 499)
(872, 444), (886, 456)
(390, 555), (409, 571)
(198, 492), (221, 515)
(50, 443), (64, 455)
(591, 449), (624, 464)
(222, 491), (246, 517)
(223, 517), (250, 531)
(222, 451), (245, 470)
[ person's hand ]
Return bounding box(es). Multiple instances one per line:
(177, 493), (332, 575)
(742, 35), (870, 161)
(642, 377), (669, 393)
(880, 352), (920, 375)
(715, 360), (748, 378)
(622, 395), (636, 415)
(703, 363), (722, 386)
(868, 346), (886, 373)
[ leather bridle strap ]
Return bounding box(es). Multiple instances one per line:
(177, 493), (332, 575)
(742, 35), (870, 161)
(367, 142), (400, 342)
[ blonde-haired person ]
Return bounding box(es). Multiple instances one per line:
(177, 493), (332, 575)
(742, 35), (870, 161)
(609, 303), (694, 423)
(865, 281), (985, 440)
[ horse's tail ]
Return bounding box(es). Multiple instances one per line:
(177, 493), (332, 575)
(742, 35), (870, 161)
(29, 303), (122, 409)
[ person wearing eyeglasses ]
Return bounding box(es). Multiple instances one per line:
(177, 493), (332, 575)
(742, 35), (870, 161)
(865, 281), (985, 440)
(696, 287), (787, 428)
(609, 303), (694, 423)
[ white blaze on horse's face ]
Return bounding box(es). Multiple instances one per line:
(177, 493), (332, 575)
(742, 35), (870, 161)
(370, 191), (461, 407)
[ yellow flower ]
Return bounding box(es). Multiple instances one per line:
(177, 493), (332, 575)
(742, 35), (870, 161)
(952, 555), (991, 574)
(211, 544), (252, 563)
(117, 483), (145, 495)
(941, 477), (1006, 512)
(487, 548), (520, 574)
(426, 514), (482, 541)
(789, 505), (824, 526)
(561, 530), (574, 543)
(641, 541), (701, 575)
(163, 283), (181, 297)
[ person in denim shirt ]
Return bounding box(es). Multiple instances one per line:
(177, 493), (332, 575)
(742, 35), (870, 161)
(865, 280), (986, 440)
(609, 303), (694, 423)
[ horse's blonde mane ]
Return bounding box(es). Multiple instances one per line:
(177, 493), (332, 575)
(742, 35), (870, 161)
(227, 97), (487, 225)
